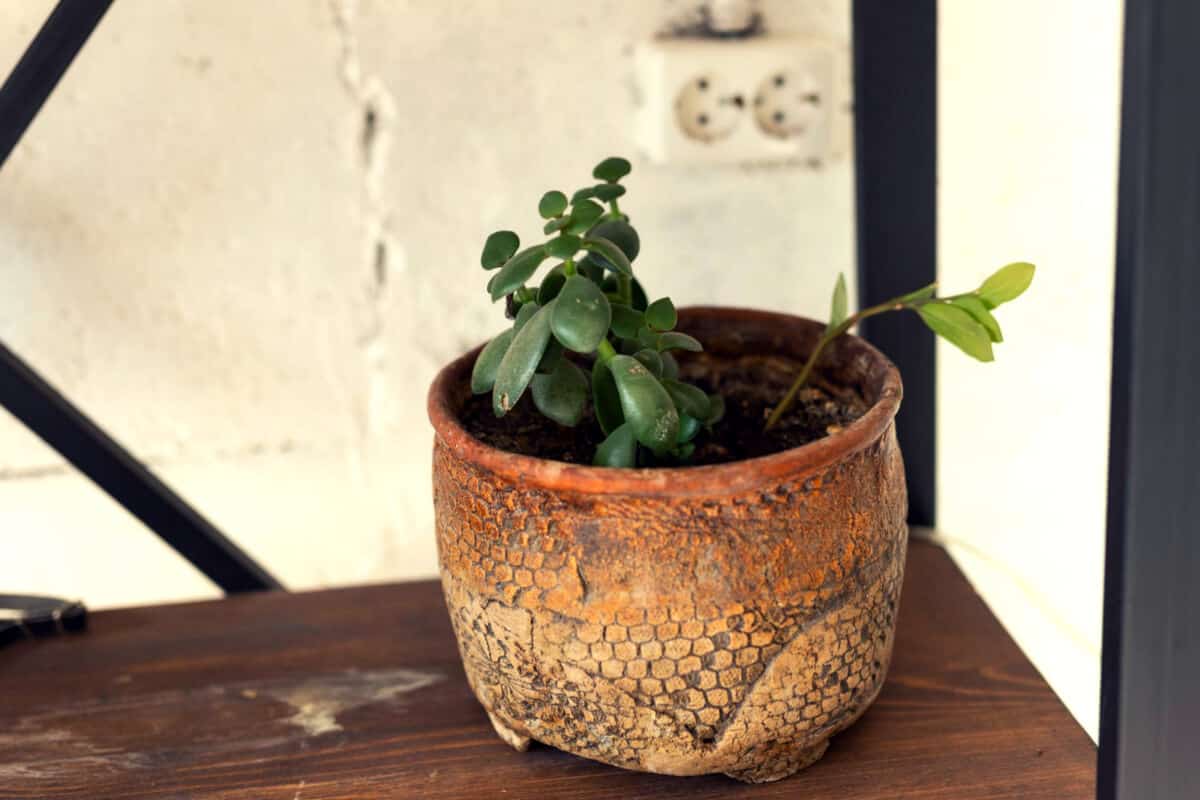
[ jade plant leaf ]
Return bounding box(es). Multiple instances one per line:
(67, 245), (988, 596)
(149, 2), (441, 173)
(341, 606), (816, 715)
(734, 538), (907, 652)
(951, 295), (1003, 343)
(593, 156), (632, 182)
(537, 336), (564, 373)
(593, 183), (626, 202)
(538, 190), (568, 219)
(610, 304), (643, 339)
(608, 354), (680, 453)
(531, 359), (588, 426)
(470, 328), (514, 394)
(565, 200), (605, 235)
(593, 422), (636, 468)
(632, 348), (663, 377)
(917, 302), (995, 362)
(571, 186), (597, 203)
(828, 272), (848, 330)
(657, 331), (703, 353)
(644, 298), (677, 331)
(660, 351), (680, 379)
(493, 300), (555, 415)
(545, 234), (582, 260)
(677, 413), (702, 444)
(551, 275), (612, 353)
(662, 377), (710, 420)
(513, 300), (540, 331)
(543, 217), (571, 234)
(480, 230), (520, 270)
(581, 219), (639, 274)
(538, 264), (567, 304)
(977, 262), (1035, 309)
(489, 244), (548, 301)
(591, 359), (623, 435)
(704, 393), (725, 426)
(580, 236), (633, 276)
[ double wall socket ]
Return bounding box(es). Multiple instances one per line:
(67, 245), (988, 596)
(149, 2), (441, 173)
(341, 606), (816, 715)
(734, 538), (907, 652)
(635, 36), (848, 167)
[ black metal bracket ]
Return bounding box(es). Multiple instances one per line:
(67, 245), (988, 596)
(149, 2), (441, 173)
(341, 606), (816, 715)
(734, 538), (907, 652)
(0, 1), (280, 594)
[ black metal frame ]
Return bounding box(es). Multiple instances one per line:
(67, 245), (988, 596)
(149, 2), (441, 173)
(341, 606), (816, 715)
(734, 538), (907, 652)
(1099, 1), (1200, 797)
(0, 1), (280, 593)
(3, 1), (1199, 795)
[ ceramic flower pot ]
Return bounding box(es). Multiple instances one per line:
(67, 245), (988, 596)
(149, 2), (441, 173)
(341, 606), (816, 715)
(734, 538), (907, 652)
(427, 306), (907, 783)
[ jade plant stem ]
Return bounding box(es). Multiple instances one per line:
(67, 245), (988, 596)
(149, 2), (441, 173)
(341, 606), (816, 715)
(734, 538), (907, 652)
(763, 282), (938, 431)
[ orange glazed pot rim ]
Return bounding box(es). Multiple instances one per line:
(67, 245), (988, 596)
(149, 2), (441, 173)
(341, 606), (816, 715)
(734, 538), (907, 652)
(428, 306), (903, 497)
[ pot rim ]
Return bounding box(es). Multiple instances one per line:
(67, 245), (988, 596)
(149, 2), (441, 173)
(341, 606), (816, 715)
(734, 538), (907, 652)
(428, 305), (902, 497)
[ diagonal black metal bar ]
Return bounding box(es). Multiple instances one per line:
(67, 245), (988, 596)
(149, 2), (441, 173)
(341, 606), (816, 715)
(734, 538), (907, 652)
(0, 1), (281, 593)
(1100, 1), (1200, 798)
(0, 0), (113, 169)
(0, 342), (282, 593)
(851, 0), (938, 527)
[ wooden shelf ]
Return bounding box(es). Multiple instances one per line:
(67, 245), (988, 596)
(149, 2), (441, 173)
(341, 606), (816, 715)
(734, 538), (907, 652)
(0, 540), (1095, 799)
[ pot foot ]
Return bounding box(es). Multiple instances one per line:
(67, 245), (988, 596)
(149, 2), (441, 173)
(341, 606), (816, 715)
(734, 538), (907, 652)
(723, 738), (830, 784)
(487, 712), (531, 752)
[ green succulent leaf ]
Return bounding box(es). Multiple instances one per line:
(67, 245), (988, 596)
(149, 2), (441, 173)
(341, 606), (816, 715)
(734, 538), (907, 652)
(593, 422), (637, 468)
(531, 359), (588, 427)
(543, 217), (571, 234)
(481, 230), (520, 270)
(551, 275), (612, 353)
(977, 262), (1035, 309)
(657, 331), (703, 353)
(828, 272), (848, 330)
(950, 295), (1003, 343)
(674, 442), (696, 461)
(633, 348), (663, 377)
(637, 326), (660, 350)
(537, 336), (565, 373)
(489, 244), (548, 301)
(645, 297), (678, 331)
(591, 358), (624, 435)
(677, 413), (702, 444)
(565, 200), (605, 234)
(662, 377), (710, 420)
(593, 156), (632, 183)
(704, 393), (725, 426)
(539, 190), (568, 219)
(579, 260), (606, 284)
(593, 183), (627, 202)
(917, 302), (995, 362)
(513, 300), (540, 332)
(608, 354), (680, 454)
(897, 283), (938, 305)
(660, 351), (680, 380)
(493, 300), (555, 415)
(610, 304), (643, 339)
(538, 264), (567, 304)
(545, 234), (582, 260)
(470, 328), (515, 394)
(571, 186), (597, 203)
(585, 219), (640, 262)
(581, 236), (633, 276)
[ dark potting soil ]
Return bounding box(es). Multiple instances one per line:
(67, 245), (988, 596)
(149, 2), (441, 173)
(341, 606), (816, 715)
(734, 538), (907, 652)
(459, 352), (868, 467)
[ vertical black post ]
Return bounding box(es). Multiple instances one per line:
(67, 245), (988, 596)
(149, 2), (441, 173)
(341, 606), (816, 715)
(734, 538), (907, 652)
(1100, 1), (1200, 798)
(851, 0), (937, 526)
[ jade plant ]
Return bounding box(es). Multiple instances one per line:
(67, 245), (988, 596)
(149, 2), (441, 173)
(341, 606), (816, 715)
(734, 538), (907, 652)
(472, 156), (1034, 468)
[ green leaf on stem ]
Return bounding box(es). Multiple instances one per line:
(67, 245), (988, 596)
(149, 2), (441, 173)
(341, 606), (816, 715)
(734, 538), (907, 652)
(594, 183), (627, 202)
(489, 244), (548, 301)
(704, 393), (725, 426)
(580, 236), (633, 276)
(662, 378), (710, 420)
(977, 262), (1035, 309)
(493, 301), (555, 415)
(610, 304), (644, 339)
(633, 348), (663, 377)
(545, 234), (582, 260)
(537, 264), (567, 304)
(539, 190), (568, 219)
(828, 272), (848, 330)
(571, 186), (597, 203)
(481, 231), (519, 270)
(657, 331), (703, 353)
(470, 328), (514, 394)
(591, 358), (623, 435)
(543, 217), (571, 234)
(551, 275), (612, 353)
(531, 359), (588, 426)
(513, 300), (540, 332)
(593, 157), (632, 182)
(645, 297), (677, 331)
(608, 354), (679, 453)
(565, 200), (605, 234)
(677, 413), (702, 444)
(660, 351), (680, 379)
(593, 422), (636, 467)
(950, 295), (1003, 343)
(917, 302), (995, 362)
(896, 283), (938, 305)
(585, 219), (640, 262)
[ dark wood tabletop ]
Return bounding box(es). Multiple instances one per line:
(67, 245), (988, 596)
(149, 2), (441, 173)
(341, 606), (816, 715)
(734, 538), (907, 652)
(0, 539), (1095, 799)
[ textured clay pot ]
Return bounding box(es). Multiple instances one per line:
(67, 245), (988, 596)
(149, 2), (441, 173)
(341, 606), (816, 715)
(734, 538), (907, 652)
(428, 307), (908, 783)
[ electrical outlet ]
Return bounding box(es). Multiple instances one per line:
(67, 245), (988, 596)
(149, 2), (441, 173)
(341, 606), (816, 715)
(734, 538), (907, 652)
(635, 35), (845, 166)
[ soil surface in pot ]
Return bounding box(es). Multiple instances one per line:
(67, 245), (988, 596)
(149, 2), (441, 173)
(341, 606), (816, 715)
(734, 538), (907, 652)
(459, 352), (868, 466)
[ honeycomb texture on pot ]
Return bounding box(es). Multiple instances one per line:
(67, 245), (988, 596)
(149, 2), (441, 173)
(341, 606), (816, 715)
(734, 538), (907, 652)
(433, 423), (907, 783)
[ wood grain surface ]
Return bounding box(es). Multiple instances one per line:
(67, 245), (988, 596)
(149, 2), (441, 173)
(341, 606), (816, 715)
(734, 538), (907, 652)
(0, 540), (1095, 799)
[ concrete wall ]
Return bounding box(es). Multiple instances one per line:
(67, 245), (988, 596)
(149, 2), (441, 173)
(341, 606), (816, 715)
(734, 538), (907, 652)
(0, 1), (855, 607)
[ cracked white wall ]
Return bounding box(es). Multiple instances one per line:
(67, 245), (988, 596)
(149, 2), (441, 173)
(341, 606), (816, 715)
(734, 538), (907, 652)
(0, 1), (855, 608)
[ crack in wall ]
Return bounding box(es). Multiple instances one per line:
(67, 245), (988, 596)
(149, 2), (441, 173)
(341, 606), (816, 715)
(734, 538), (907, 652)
(329, 0), (398, 442)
